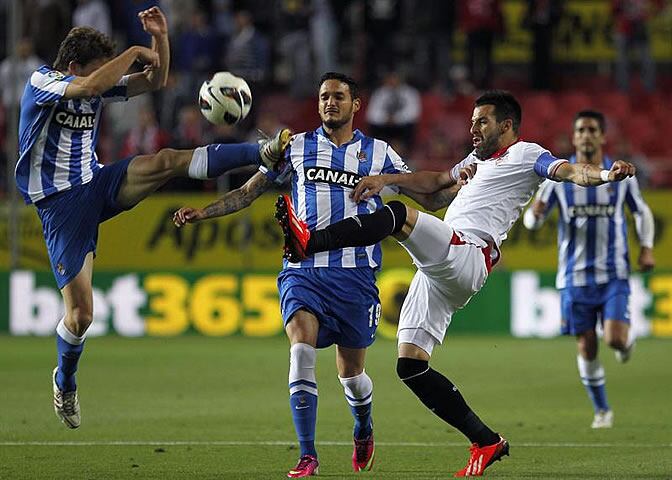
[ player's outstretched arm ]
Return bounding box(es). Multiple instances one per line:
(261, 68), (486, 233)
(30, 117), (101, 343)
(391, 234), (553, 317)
(127, 7), (170, 96)
(553, 160), (636, 186)
(401, 184), (461, 212)
(351, 171), (455, 203)
(65, 46), (159, 99)
(173, 172), (272, 227)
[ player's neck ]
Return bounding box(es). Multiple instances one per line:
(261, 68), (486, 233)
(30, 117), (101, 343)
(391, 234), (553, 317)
(576, 151), (603, 165)
(322, 125), (355, 147)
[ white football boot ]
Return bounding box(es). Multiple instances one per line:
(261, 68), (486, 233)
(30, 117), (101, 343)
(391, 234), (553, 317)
(591, 409), (614, 429)
(52, 367), (81, 429)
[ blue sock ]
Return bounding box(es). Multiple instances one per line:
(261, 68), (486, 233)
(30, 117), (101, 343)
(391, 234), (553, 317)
(352, 404), (373, 439)
(205, 143), (260, 177)
(55, 321), (85, 392)
(289, 391), (318, 457)
(577, 356), (610, 412)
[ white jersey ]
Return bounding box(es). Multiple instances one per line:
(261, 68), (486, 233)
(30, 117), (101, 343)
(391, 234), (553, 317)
(445, 140), (566, 247)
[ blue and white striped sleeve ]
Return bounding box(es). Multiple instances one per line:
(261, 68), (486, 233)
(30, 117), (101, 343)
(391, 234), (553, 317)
(29, 69), (74, 106)
(381, 145), (411, 175)
(537, 179), (558, 212)
(101, 75), (130, 104)
(624, 177), (655, 248)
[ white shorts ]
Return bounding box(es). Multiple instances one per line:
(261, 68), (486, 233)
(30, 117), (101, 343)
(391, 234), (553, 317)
(396, 212), (495, 355)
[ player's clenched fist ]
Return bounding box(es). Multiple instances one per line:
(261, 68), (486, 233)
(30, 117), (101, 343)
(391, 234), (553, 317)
(607, 160), (636, 181)
(138, 6), (168, 36)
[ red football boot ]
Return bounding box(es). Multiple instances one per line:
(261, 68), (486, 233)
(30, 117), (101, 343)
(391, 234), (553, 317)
(352, 433), (375, 472)
(454, 435), (509, 477)
(275, 194), (311, 262)
(287, 454), (319, 478)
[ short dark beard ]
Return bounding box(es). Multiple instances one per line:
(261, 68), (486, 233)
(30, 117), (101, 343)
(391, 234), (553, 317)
(475, 134), (500, 159)
(323, 116), (350, 130)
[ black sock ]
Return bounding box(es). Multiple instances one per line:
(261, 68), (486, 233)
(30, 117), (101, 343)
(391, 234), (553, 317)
(396, 358), (499, 447)
(306, 200), (407, 254)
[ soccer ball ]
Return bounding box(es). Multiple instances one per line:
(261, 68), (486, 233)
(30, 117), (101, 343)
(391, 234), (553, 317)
(198, 72), (252, 125)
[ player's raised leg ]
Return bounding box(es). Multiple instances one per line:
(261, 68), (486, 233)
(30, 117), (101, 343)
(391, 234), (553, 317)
(286, 310), (320, 478)
(605, 319), (634, 363)
(115, 130), (291, 208)
(52, 252), (95, 429)
(336, 346), (375, 472)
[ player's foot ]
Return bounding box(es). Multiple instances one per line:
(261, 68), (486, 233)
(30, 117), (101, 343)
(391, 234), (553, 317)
(275, 194), (310, 263)
(454, 435), (509, 477)
(591, 409), (613, 429)
(287, 454), (319, 478)
(52, 367), (80, 429)
(352, 432), (375, 472)
(259, 128), (292, 170)
(615, 341), (635, 364)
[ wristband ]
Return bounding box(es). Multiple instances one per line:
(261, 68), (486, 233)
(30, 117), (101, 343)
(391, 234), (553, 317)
(600, 170), (610, 182)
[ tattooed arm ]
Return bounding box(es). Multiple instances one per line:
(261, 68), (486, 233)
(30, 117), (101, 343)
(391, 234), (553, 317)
(400, 184), (461, 212)
(173, 172), (273, 227)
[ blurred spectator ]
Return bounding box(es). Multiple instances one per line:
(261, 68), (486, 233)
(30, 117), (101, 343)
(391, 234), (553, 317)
(167, 105), (211, 191)
(27, 0), (70, 65)
(611, 0), (663, 92)
(73, 0), (112, 37)
(366, 71), (421, 154)
(310, 0), (339, 76)
(278, 0), (313, 97)
(120, 105), (171, 157)
(364, 0), (402, 86)
(224, 9), (270, 131)
(173, 9), (220, 93)
(522, 0), (564, 90)
(0, 38), (43, 109)
(459, 0), (504, 90)
(409, 0), (456, 92)
(121, 0), (156, 47)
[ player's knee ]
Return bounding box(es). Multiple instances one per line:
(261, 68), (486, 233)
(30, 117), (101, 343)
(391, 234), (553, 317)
(386, 200), (407, 234)
(67, 307), (93, 335)
(396, 357), (429, 381)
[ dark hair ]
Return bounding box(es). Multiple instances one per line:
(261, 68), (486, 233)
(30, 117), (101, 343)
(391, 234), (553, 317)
(474, 90), (522, 133)
(574, 110), (606, 133)
(319, 72), (360, 100)
(53, 27), (115, 71)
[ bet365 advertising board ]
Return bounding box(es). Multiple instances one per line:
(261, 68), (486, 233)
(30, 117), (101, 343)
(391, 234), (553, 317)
(1, 192), (671, 338)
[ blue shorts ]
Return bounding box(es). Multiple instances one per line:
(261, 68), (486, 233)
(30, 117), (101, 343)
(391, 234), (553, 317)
(35, 157), (134, 289)
(560, 279), (631, 335)
(278, 267), (380, 349)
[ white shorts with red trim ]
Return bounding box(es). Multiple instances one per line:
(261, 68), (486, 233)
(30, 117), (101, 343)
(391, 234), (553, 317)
(396, 212), (496, 355)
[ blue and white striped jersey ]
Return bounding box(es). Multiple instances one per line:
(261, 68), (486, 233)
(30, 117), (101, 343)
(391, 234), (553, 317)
(262, 127), (410, 269)
(15, 65), (129, 204)
(536, 156), (649, 289)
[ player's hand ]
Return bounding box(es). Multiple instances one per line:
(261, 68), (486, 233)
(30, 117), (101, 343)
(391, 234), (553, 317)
(351, 176), (386, 203)
(638, 246), (655, 272)
(608, 160), (636, 182)
(173, 207), (206, 227)
(457, 164), (477, 185)
(135, 46), (160, 69)
(138, 6), (168, 36)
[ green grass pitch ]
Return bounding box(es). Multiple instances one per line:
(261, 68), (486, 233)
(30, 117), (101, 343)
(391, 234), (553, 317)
(0, 335), (670, 479)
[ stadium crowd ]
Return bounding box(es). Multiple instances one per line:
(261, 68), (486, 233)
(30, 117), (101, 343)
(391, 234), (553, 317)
(1, 0), (672, 196)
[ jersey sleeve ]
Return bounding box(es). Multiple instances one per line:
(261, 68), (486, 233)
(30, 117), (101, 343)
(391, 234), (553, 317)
(101, 75), (130, 104)
(536, 179), (558, 213)
(380, 145), (411, 193)
(259, 148), (292, 185)
(29, 69), (74, 106)
(624, 175), (648, 213)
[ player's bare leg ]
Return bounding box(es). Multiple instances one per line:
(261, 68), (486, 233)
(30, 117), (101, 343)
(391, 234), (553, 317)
(577, 330), (613, 428)
(336, 346), (375, 472)
(604, 319), (634, 363)
(396, 342), (508, 477)
(286, 310), (320, 478)
(53, 252), (95, 429)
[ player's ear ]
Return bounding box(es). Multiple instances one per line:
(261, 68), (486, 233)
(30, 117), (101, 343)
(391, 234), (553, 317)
(500, 118), (512, 134)
(352, 97), (361, 113)
(68, 61), (83, 76)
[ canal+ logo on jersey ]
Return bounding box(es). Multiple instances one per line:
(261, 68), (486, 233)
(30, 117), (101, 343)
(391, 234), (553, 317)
(304, 166), (362, 188)
(54, 108), (96, 131)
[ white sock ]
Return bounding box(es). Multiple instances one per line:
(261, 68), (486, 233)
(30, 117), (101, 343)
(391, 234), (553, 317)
(339, 371), (373, 407)
(289, 343), (317, 395)
(187, 147), (209, 179)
